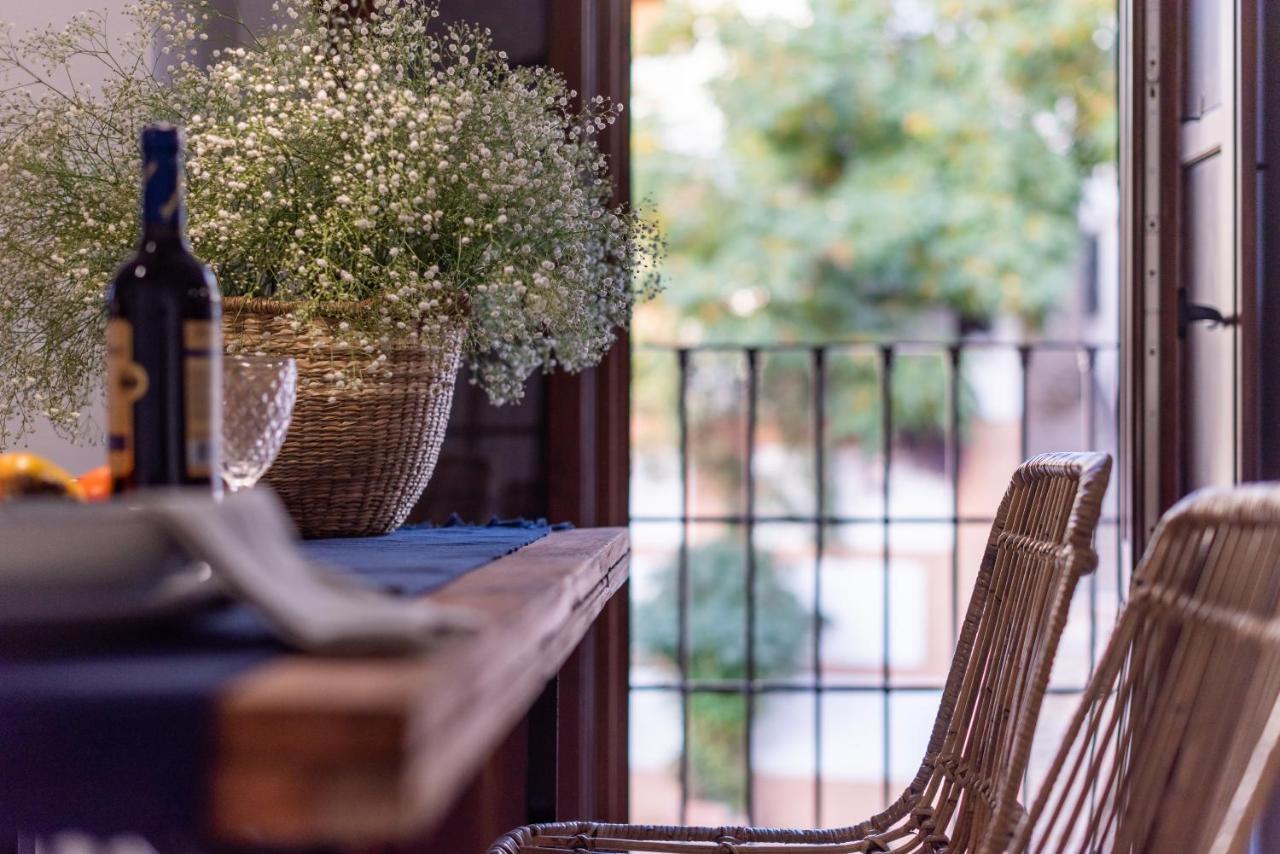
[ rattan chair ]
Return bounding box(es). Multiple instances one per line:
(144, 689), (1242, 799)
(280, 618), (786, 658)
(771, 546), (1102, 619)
(488, 452), (1113, 854)
(997, 484), (1280, 854)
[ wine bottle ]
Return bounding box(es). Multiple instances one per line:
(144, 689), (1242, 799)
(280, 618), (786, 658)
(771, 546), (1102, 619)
(106, 124), (222, 495)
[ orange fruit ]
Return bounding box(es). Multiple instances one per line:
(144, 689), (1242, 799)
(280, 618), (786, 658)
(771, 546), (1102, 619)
(76, 465), (112, 502)
(0, 452), (84, 502)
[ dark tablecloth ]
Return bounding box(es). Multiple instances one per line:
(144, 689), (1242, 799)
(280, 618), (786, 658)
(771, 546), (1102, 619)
(0, 522), (553, 842)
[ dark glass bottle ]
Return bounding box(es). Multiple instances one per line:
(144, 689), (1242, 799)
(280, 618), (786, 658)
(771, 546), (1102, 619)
(106, 124), (221, 495)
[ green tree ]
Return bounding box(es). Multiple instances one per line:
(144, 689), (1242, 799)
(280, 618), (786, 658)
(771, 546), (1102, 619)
(635, 538), (812, 807)
(634, 0), (1116, 343)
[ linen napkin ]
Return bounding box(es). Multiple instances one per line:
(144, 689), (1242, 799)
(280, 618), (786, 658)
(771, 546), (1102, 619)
(144, 488), (477, 654)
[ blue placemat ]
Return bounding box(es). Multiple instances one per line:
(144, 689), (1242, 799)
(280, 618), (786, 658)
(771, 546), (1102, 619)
(0, 522), (553, 843)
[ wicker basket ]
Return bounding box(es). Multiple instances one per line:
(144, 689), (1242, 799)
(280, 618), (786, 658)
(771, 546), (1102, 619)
(222, 297), (463, 538)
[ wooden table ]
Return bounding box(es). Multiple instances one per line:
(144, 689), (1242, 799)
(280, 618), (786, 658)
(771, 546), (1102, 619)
(210, 527), (630, 850)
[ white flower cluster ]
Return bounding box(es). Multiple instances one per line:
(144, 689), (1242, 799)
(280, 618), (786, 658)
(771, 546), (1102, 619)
(0, 0), (662, 442)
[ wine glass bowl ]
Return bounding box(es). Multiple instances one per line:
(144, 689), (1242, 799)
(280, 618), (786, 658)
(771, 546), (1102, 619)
(221, 355), (297, 493)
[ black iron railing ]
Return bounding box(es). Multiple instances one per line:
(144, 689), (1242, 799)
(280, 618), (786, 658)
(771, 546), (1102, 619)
(629, 339), (1122, 827)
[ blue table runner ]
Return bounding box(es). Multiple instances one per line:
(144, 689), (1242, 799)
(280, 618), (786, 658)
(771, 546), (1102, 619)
(0, 522), (553, 843)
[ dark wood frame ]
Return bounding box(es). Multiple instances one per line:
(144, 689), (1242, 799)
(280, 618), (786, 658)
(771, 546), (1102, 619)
(1237, 0), (1262, 483)
(1119, 0), (1179, 559)
(546, 0), (633, 534)
(1119, 0), (1266, 558)
(419, 2), (635, 847)
(543, 0), (633, 828)
(1258, 1), (1280, 481)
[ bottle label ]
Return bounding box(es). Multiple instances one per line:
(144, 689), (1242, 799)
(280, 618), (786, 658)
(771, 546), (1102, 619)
(106, 318), (148, 480)
(182, 319), (219, 479)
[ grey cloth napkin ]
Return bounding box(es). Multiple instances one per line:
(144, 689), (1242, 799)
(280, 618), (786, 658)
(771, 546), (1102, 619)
(145, 488), (476, 654)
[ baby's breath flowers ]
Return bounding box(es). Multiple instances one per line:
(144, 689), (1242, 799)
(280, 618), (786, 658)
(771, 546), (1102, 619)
(0, 0), (662, 444)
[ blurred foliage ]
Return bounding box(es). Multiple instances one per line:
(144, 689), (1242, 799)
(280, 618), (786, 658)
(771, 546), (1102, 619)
(633, 0), (1116, 343)
(631, 347), (974, 472)
(635, 537), (812, 805)
(628, 0), (1115, 813)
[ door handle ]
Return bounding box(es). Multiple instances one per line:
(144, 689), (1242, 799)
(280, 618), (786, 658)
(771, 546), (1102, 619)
(1178, 287), (1239, 338)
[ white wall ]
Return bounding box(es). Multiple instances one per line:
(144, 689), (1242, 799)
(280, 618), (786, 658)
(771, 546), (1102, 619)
(1, 0), (132, 471)
(1, 0), (126, 30)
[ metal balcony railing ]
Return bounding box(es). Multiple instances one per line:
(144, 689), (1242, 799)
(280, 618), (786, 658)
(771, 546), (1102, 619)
(629, 338), (1123, 827)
